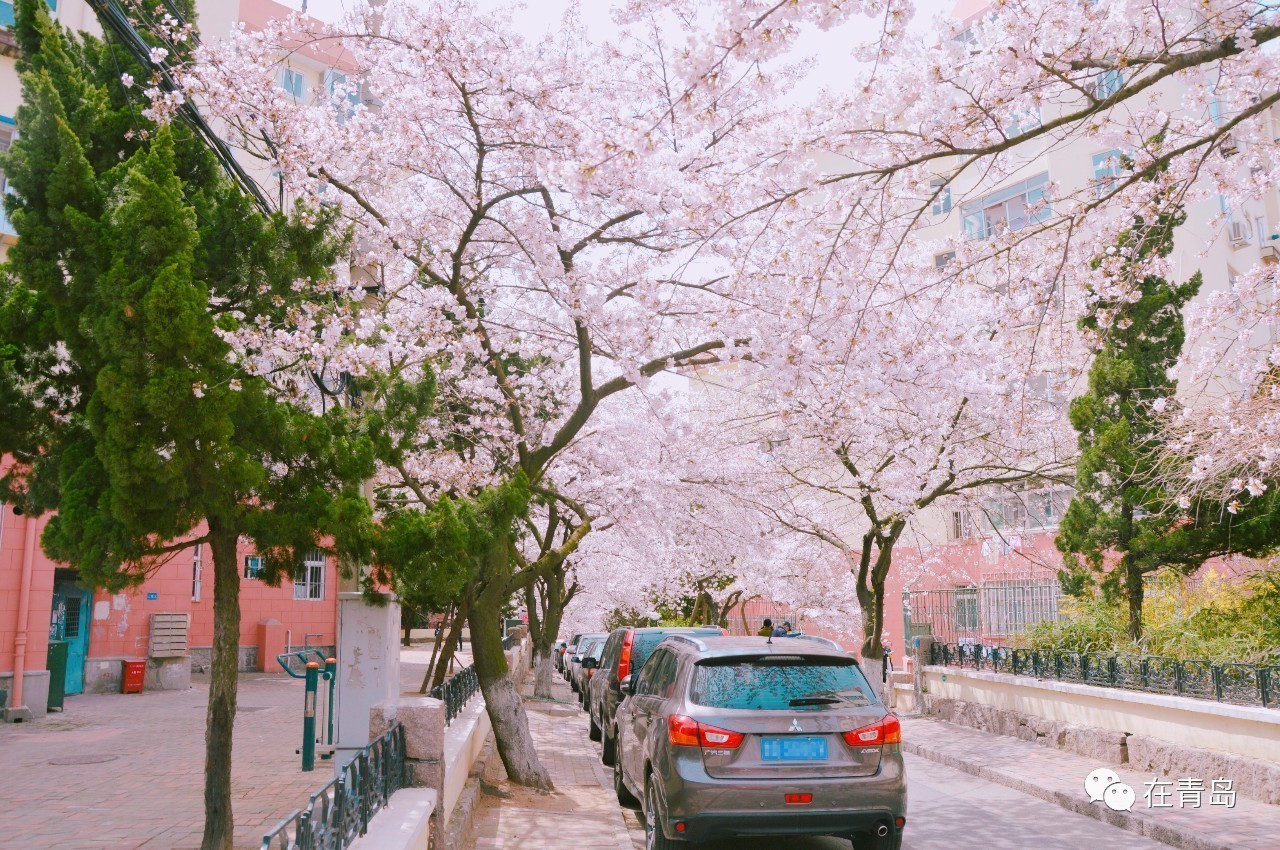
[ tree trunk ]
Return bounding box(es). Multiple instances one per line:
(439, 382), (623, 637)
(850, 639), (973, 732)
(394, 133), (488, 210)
(1126, 561), (1145, 642)
(201, 524), (240, 850)
(529, 572), (569, 700)
(468, 541), (552, 790)
(426, 602), (465, 692)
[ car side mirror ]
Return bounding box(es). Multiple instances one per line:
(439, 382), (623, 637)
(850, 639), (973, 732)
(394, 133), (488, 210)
(620, 674), (634, 696)
(581, 657), (598, 670)
(571, 655), (581, 663)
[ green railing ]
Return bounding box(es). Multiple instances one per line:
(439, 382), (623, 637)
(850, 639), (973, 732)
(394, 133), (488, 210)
(260, 722), (405, 850)
(929, 642), (1279, 708)
(429, 663), (480, 725)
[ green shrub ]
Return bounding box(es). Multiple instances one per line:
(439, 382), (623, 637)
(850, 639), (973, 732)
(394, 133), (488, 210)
(1023, 569), (1280, 665)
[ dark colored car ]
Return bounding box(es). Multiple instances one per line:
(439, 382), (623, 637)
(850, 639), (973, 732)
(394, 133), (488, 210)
(614, 635), (906, 850)
(562, 633), (586, 681)
(586, 625), (725, 763)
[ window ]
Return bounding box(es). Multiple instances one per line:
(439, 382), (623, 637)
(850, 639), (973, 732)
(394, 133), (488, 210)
(1004, 107), (1041, 138)
(191, 543), (203, 602)
(1092, 69), (1123, 99)
(1, 0), (55, 28)
(324, 70), (360, 122)
(635, 648), (668, 695)
(280, 67), (306, 101)
(690, 656), (874, 710)
(961, 173), (1050, 240)
(293, 548), (325, 600)
(930, 178), (952, 217)
(954, 588), (979, 631)
(935, 251), (956, 268)
(1092, 150), (1124, 197)
(948, 509), (975, 541)
(243, 556), (263, 580)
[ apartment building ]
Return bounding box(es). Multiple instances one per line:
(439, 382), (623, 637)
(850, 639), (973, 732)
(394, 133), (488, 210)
(0, 0), (358, 720)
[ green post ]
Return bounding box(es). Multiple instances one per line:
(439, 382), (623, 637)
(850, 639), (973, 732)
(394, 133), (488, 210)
(324, 656), (337, 754)
(303, 661), (319, 772)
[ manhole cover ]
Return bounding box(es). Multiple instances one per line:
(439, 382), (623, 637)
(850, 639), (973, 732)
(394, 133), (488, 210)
(49, 754), (119, 765)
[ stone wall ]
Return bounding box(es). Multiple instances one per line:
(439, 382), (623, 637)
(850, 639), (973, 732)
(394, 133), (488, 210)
(922, 692), (1280, 806)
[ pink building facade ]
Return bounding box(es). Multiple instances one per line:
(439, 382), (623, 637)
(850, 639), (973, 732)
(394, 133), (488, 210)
(1, 500), (341, 719)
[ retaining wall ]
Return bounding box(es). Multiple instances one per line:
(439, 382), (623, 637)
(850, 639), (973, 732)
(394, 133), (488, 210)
(920, 665), (1280, 804)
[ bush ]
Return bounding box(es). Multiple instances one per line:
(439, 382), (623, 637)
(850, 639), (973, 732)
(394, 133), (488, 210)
(1023, 569), (1280, 665)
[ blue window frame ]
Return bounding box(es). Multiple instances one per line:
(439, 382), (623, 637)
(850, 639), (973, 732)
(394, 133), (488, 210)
(1091, 150), (1124, 196)
(1093, 70), (1123, 99)
(280, 67), (306, 101)
(1, 0), (56, 28)
(324, 70), (360, 122)
(961, 173), (1051, 240)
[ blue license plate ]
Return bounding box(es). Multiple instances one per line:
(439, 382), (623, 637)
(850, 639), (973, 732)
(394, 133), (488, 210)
(760, 736), (828, 761)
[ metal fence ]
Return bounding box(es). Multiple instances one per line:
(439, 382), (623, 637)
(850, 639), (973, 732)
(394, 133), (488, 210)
(430, 663), (480, 725)
(904, 581), (1063, 645)
(929, 642), (1280, 708)
(260, 722), (406, 850)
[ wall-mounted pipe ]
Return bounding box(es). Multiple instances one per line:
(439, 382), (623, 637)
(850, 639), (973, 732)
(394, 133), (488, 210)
(9, 510), (38, 715)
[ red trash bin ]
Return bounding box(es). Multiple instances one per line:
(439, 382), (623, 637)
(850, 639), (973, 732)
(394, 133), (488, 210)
(122, 660), (146, 694)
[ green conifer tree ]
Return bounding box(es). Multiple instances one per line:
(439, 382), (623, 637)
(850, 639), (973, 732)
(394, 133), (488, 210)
(0, 3), (374, 847)
(1058, 207), (1280, 641)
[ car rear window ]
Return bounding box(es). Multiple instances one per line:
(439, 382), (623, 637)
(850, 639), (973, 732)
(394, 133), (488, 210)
(689, 655), (876, 710)
(632, 629), (720, 673)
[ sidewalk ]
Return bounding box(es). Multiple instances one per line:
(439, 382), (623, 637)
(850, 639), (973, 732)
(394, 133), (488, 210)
(901, 716), (1279, 850)
(468, 674), (641, 850)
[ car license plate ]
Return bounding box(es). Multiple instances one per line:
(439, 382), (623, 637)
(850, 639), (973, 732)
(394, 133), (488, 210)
(761, 736), (828, 761)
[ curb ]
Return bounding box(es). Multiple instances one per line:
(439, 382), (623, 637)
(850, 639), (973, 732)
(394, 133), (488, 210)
(901, 740), (1235, 850)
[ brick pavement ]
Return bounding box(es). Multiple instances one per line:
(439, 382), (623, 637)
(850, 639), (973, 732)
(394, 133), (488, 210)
(0, 645), (471, 850)
(469, 675), (643, 850)
(901, 715), (1280, 850)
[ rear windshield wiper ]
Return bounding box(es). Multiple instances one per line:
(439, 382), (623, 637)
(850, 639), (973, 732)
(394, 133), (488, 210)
(789, 696), (841, 707)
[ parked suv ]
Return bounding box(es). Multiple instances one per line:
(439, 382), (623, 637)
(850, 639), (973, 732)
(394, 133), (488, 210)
(587, 625), (724, 763)
(614, 635), (906, 849)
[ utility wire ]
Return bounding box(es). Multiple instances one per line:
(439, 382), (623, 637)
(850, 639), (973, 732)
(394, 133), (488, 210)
(83, 0), (275, 214)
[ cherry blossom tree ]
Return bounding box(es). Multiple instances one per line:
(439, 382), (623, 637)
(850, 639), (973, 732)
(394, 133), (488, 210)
(154, 0), (803, 788)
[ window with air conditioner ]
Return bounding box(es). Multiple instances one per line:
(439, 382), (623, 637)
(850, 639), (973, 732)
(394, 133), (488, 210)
(294, 548), (326, 600)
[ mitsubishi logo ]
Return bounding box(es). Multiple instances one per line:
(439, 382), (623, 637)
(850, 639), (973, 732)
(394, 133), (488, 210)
(789, 718), (803, 733)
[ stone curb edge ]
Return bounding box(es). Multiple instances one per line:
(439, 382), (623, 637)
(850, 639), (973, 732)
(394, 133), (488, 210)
(900, 740), (1233, 850)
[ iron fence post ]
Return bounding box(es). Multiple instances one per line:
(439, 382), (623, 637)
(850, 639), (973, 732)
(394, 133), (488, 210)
(325, 656), (338, 751)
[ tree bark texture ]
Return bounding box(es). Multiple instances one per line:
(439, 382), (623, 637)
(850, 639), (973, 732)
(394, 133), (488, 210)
(201, 525), (240, 850)
(468, 542), (552, 789)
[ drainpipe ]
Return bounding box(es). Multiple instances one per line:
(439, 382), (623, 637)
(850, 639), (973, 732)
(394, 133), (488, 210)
(5, 509), (37, 721)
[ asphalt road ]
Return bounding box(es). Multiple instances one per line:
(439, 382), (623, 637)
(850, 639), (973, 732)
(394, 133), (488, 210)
(620, 753), (1172, 849)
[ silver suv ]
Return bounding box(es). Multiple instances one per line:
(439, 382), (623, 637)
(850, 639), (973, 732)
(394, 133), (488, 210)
(614, 635), (906, 849)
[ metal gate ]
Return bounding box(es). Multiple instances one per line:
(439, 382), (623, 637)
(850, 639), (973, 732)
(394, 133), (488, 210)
(903, 580), (1063, 645)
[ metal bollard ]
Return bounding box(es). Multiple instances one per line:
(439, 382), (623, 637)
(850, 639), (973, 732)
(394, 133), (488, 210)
(323, 656), (337, 757)
(303, 661), (319, 772)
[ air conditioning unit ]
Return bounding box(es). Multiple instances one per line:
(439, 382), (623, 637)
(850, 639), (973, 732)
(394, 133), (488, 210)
(1229, 220), (1251, 247)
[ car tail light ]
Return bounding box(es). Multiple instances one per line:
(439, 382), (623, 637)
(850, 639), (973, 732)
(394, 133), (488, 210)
(667, 715), (744, 749)
(785, 793), (813, 805)
(617, 629), (634, 681)
(842, 714), (902, 747)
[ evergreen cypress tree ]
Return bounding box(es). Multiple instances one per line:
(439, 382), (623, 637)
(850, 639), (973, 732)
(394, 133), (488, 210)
(1058, 207), (1280, 641)
(0, 3), (374, 847)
